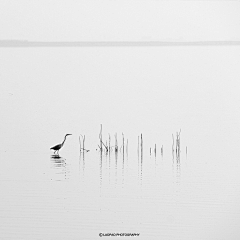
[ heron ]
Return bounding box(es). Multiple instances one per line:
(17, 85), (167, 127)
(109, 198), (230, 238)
(50, 134), (72, 154)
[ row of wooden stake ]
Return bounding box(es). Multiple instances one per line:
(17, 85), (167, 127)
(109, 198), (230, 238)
(79, 124), (182, 157)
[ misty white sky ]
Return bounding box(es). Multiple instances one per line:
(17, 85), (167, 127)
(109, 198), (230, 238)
(0, 0), (240, 41)
(1, 0), (240, 153)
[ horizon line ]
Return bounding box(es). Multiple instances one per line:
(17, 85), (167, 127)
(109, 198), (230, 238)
(1, 40), (240, 47)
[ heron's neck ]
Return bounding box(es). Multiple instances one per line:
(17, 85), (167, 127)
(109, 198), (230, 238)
(62, 136), (67, 146)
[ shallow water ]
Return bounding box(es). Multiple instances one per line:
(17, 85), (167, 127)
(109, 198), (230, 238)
(1, 46), (240, 239)
(0, 148), (240, 240)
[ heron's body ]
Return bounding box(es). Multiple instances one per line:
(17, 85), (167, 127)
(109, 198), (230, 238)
(50, 143), (62, 151)
(50, 134), (72, 154)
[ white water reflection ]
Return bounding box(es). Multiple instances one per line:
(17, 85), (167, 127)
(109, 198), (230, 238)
(0, 145), (240, 239)
(0, 46), (240, 239)
(50, 155), (69, 181)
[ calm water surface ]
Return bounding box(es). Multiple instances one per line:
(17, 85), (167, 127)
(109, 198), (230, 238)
(0, 148), (240, 240)
(1, 46), (240, 239)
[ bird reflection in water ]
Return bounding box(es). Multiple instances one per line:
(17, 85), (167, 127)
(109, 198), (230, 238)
(50, 155), (69, 181)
